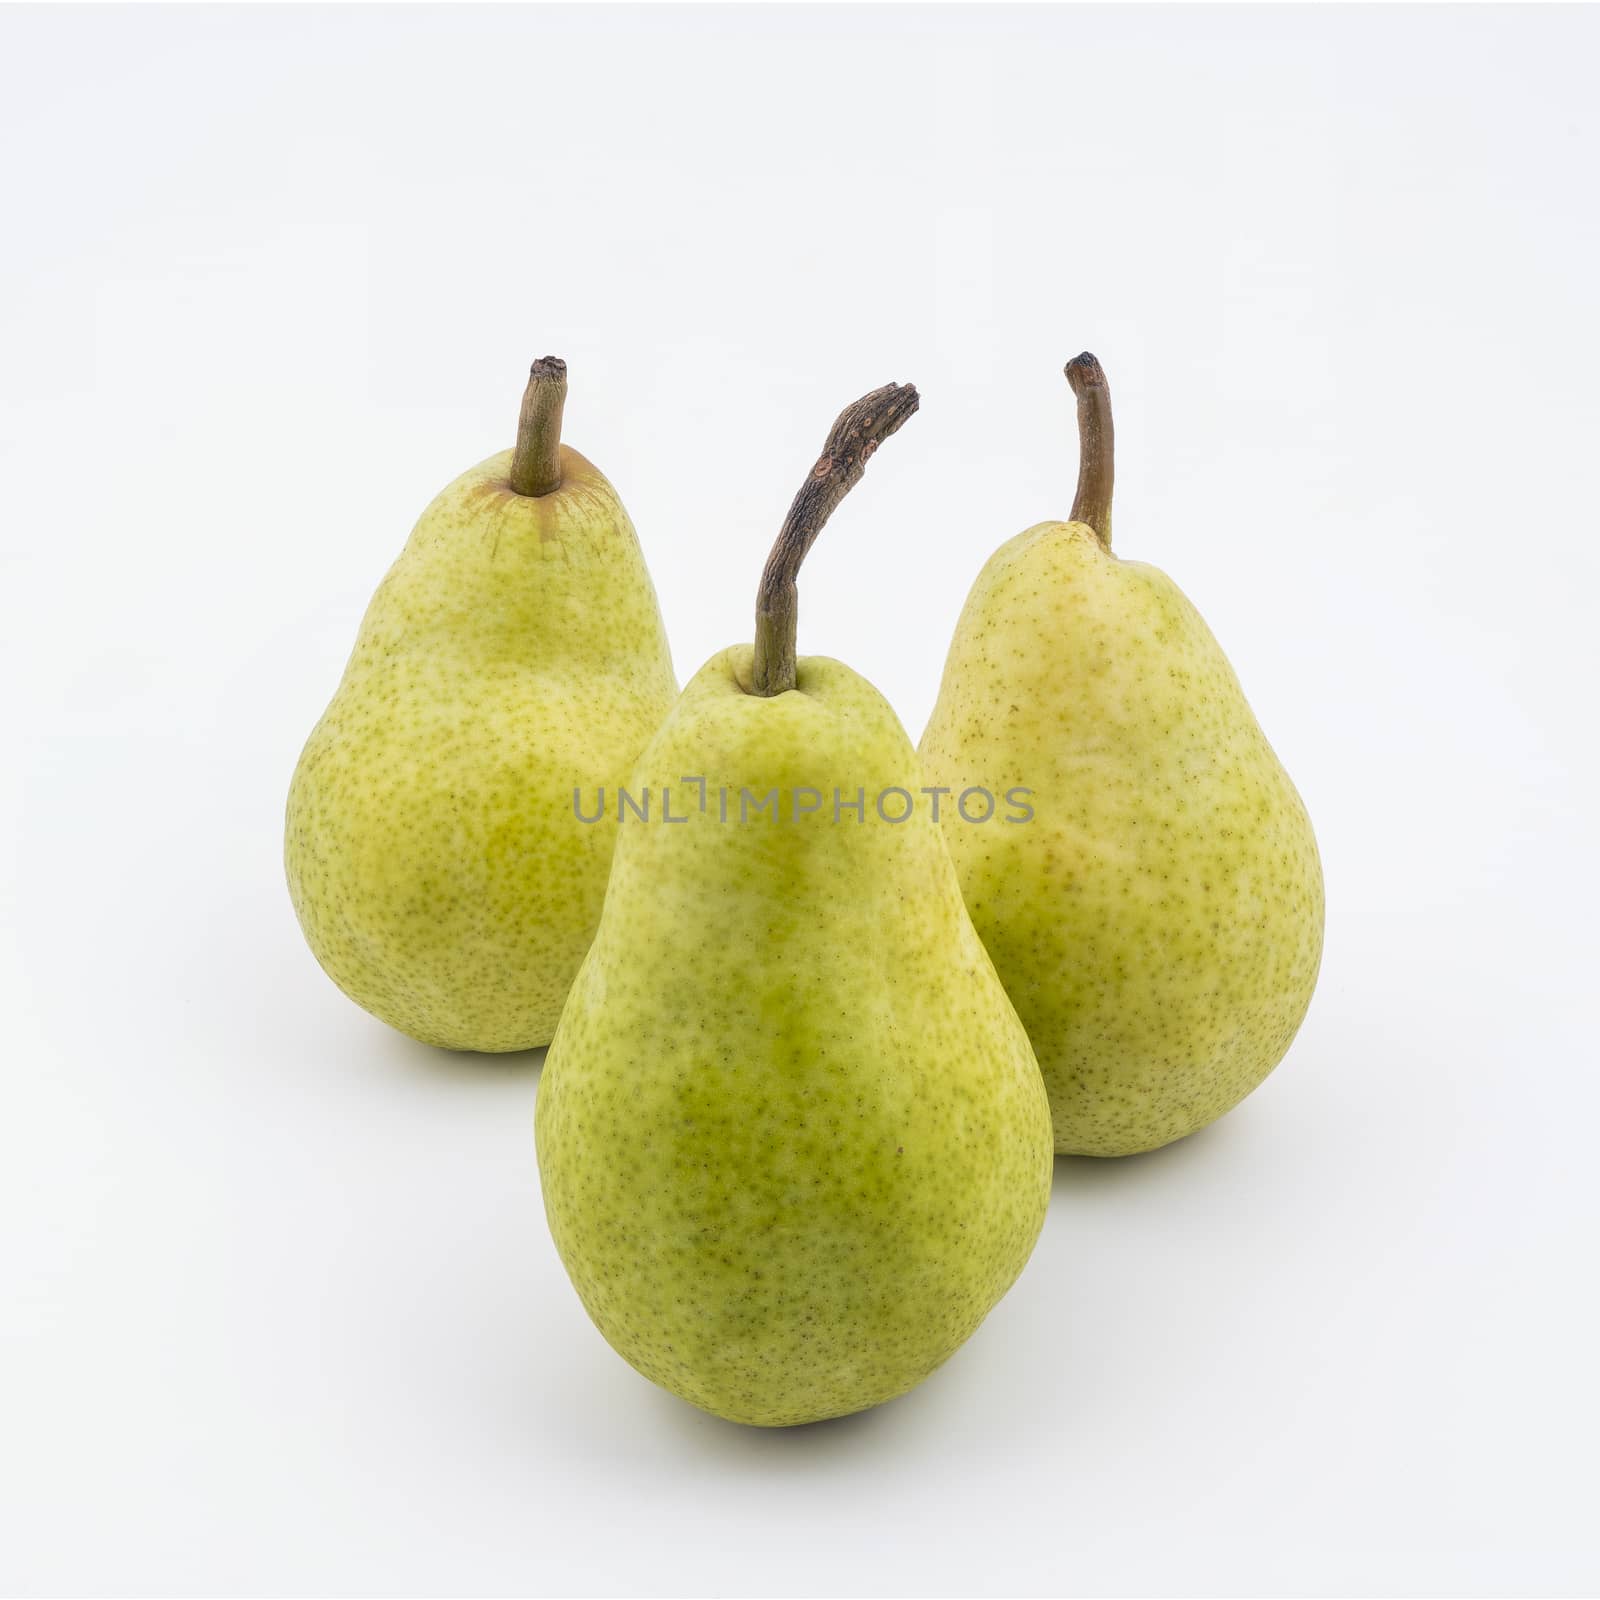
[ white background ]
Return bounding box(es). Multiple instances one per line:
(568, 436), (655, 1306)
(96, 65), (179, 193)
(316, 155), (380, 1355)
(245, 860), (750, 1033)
(3, 6), (1598, 1597)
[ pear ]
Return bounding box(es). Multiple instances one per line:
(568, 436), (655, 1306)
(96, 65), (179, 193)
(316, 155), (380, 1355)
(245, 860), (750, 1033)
(537, 384), (1053, 1427)
(286, 358), (677, 1051)
(919, 355), (1324, 1157)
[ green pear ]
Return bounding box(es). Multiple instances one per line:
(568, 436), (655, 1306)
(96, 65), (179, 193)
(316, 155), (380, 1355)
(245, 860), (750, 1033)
(920, 354), (1324, 1157)
(537, 384), (1052, 1427)
(286, 358), (677, 1051)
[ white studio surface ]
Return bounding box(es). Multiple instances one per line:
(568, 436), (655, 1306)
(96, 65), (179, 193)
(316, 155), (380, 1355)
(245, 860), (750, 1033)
(2, 7), (1597, 1597)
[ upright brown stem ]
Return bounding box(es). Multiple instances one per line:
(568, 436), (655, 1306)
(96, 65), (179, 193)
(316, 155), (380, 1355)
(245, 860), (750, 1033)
(509, 356), (568, 497)
(1065, 352), (1113, 550)
(751, 382), (920, 697)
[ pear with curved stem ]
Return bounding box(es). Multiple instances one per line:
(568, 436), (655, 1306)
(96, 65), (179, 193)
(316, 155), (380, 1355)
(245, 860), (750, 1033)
(286, 358), (677, 1052)
(537, 382), (1053, 1426)
(919, 354), (1324, 1156)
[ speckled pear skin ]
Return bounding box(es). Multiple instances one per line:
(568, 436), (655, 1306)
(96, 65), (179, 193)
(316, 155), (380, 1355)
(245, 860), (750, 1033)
(536, 646), (1053, 1427)
(919, 521), (1324, 1157)
(285, 444), (677, 1052)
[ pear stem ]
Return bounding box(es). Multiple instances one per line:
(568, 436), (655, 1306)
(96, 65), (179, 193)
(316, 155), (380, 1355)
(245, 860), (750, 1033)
(509, 356), (568, 497)
(751, 382), (920, 697)
(1065, 352), (1113, 550)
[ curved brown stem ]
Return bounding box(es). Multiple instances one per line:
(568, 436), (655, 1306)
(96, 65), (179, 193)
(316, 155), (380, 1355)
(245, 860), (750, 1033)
(509, 356), (568, 497)
(751, 381), (920, 697)
(1065, 352), (1113, 550)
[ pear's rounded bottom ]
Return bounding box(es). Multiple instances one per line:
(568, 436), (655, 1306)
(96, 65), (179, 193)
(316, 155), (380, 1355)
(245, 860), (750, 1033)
(390, 1014), (556, 1055)
(1046, 1052), (1289, 1158)
(379, 1012), (556, 1056)
(1056, 1126), (1198, 1159)
(651, 1359), (943, 1430)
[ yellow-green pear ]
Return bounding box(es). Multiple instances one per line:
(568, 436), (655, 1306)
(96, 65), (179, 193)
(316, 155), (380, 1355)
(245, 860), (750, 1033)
(920, 355), (1324, 1156)
(286, 358), (677, 1051)
(537, 385), (1052, 1426)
